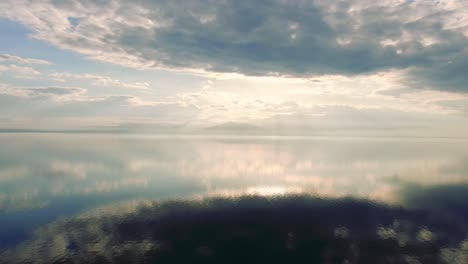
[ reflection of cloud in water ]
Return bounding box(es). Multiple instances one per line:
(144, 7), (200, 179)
(47, 161), (108, 180)
(0, 167), (28, 183)
(1, 195), (467, 263)
(200, 186), (305, 198)
(1, 135), (468, 210)
(0, 189), (48, 213)
(133, 141), (468, 203)
(40, 153), (468, 203)
(78, 176), (151, 195)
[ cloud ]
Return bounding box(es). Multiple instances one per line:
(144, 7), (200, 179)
(0, 84), (86, 99)
(257, 105), (468, 137)
(0, 64), (40, 78)
(0, 83), (198, 129)
(436, 98), (468, 114)
(1, 0), (468, 92)
(49, 72), (149, 89)
(0, 166), (28, 183)
(26, 87), (86, 97)
(0, 54), (51, 65)
(175, 73), (468, 125)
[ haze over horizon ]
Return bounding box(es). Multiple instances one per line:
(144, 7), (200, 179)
(1, 0), (468, 137)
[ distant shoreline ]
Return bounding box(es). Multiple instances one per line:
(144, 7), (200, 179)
(0, 129), (467, 140)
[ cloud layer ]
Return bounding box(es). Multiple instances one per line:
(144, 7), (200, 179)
(0, 54), (50, 65)
(1, 1), (468, 134)
(1, 0), (468, 92)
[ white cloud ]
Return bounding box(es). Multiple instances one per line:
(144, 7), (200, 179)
(176, 71), (468, 124)
(0, 54), (51, 65)
(49, 72), (149, 89)
(0, 64), (40, 78)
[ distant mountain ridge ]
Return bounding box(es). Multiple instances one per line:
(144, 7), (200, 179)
(202, 122), (267, 134)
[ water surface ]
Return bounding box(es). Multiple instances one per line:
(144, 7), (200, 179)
(0, 134), (467, 262)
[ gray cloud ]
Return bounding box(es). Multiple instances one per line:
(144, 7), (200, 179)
(1, 0), (468, 93)
(437, 98), (468, 114)
(0, 85), (86, 98)
(24, 87), (86, 96)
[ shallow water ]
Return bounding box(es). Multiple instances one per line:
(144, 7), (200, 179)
(0, 134), (467, 262)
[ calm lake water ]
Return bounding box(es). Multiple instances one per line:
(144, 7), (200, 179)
(1, 134), (467, 263)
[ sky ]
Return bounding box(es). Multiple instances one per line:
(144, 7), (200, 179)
(1, 0), (468, 136)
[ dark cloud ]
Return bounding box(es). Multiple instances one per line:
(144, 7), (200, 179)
(406, 54), (468, 92)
